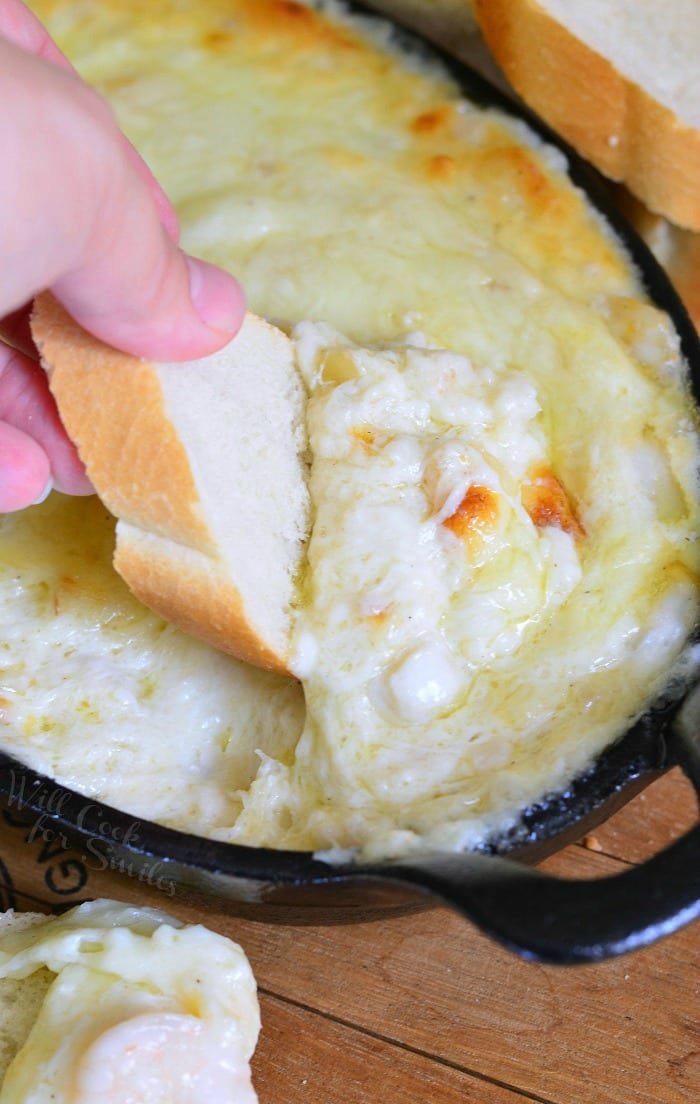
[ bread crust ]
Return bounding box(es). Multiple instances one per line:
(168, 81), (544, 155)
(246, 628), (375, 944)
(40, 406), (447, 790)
(31, 294), (212, 551)
(31, 293), (294, 674)
(115, 526), (290, 673)
(474, 0), (700, 231)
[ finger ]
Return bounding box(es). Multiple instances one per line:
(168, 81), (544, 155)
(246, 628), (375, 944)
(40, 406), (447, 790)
(0, 421), (51, 512)
(0, 342), (93, 496)
(0, 40), (244, 360)
(0, 0), (179, 242)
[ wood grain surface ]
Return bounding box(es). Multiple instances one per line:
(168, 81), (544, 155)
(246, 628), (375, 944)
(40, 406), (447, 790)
(0, 767), (697, 1104)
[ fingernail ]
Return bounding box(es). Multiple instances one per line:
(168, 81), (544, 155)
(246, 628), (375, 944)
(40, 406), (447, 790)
(31, 476), (54, 506)
(186, 256), (245, 335)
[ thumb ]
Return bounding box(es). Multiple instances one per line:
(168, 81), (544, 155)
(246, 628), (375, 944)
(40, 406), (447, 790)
(1, 39), (245, 361)
(55, 252), (246, 362)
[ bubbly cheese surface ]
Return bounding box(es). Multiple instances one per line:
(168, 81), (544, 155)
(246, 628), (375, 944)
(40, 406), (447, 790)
(5, 0), (699, 858)
(0, 901), (260, 1103)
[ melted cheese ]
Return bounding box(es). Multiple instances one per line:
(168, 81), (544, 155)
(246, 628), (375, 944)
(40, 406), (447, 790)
(233, 324), (700, 857)
(0, 497), (304, 838)
(3, 0), (698, 858)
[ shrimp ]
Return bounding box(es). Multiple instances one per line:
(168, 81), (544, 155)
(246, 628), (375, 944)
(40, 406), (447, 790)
(73, 1012), (257, 1104)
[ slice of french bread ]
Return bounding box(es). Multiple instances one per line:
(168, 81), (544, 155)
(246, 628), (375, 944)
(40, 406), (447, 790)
(474, 0), (700, 230)
(31, 293), (309, 675)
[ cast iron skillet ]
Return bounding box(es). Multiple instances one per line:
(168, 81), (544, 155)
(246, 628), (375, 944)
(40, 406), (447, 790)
(1, 4), (699, 965)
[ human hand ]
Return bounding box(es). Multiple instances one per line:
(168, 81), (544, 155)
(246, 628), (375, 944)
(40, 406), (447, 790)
(0, 0), (246, 511)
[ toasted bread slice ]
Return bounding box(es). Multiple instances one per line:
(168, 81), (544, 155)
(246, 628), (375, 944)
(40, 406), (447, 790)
(31, 294), (309, 674)
(474, 0), (700, 230)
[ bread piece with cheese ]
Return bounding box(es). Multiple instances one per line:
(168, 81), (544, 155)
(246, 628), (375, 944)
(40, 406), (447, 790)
(474, 0), (700, 230)
(0, 901), (261, 1102)
(31, 293), (309, 675)
(0, 912), (53, 1082)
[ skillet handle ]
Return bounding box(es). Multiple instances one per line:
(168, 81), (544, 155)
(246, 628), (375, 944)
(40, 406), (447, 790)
(367, 707), (700, 965)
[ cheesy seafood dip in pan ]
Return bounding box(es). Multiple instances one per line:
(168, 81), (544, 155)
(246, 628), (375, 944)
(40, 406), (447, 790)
(4, 0), (699, 859)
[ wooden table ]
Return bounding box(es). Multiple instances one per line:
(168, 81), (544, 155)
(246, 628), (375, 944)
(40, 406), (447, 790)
(0, 767), (697, 1104)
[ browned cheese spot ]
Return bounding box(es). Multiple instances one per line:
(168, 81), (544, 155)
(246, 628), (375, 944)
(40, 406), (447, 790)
(201, 28), (233, 50)
(443, 484), (500, 555)
(426, 154), (457, 182)
(351, 426), (376, 449)
(273, 0), (312, 20)
(472, 144), (567, 218)
(248, 0), (359, 51)
(521, 465), (585, 541)
(368, 606), (390, 624)
(410, 105), (452, 137)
